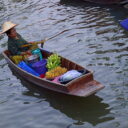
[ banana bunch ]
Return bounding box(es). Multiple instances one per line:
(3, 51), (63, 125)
(45, 66), (67, 79)
(46, 53), (61, 71)
(11, 55), (23, 64)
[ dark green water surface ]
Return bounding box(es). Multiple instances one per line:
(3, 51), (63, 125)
(0, 0), (128, 128)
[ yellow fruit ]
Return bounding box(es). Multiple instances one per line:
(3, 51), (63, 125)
(45, 66), (67, 79)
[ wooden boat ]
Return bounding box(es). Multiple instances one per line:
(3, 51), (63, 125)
(83, 0), (121, 4)
(2, 49), (104, 97)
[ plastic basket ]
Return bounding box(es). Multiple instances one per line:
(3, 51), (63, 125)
(32, 59), (47, 75)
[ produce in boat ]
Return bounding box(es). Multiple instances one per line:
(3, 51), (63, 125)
(46, 53), (61, 71)
(45, 66), (67, 79)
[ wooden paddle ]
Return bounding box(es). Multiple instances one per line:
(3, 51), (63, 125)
(21, 30), (67, 48)
(21, 39), (47, 48)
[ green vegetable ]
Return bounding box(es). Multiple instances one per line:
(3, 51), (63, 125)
(46, 53), (61, 71)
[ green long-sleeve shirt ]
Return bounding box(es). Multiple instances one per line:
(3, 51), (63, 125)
(7, 33), (30, 55)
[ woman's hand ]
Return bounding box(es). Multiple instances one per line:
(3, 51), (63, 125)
(26, 50), (32, 55)
(20, 52), (27, 56)
(20, 50), (32, 56)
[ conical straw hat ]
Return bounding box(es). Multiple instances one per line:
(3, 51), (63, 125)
(0, 21), (18, 35)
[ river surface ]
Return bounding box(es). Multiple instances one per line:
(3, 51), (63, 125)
(0, 0), (128, 128)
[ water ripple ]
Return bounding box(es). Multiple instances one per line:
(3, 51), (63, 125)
(0, 0), (128, 127)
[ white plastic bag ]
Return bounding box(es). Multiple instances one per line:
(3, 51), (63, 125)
(59, 70), (82, 83)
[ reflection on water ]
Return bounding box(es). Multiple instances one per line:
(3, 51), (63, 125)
(17, 73), (114, 126)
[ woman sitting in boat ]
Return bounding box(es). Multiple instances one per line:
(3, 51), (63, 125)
(0, 21), (37, 55)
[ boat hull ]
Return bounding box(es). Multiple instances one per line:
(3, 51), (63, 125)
(83, 0), (121, 4)
(3, 50), (104, 97)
